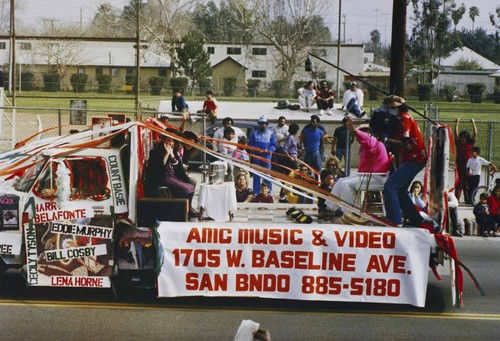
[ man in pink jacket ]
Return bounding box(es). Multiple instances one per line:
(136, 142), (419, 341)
(326, 117), (391, 215)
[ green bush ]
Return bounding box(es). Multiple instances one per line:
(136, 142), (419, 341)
(20, 71), (35, 91)
(197, 78), (211, 96)
(440, 84), (457, 102)
(223, 77), (237, 96)
(96, 74), (112, 94)
(169, 77), (189, 94)
(294, 80), (307, 91)
(43, 73), (61, 92)
(466, 82), (486, 103)
(271, 80), (287, 98)
(493, 86), (500, 104)
(417, 83), (433, 101)
(125, 73), (137, 94)
(70, 73), (89, 93)
(247, 79), (261, 97)
(148, 76), (165, 96)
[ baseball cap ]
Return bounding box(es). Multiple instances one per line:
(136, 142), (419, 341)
(257, 115), (268, 124)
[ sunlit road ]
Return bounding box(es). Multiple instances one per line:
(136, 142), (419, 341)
(0, 238), (499, 340)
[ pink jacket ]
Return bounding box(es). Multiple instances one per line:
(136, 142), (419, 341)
(355, 130), (391, 173)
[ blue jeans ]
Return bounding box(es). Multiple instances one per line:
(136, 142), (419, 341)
(346, 98), (363, 117)
(304, 150), (322, 173)
(252, 155), (272, 194)
(336, 148), (347, 163)
(384, 160), (426, 225)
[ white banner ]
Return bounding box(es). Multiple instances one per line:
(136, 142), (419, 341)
(0, 232), (22, 255)
(157, 223), (433, 307)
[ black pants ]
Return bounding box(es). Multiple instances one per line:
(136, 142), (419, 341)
(466, 175), (480, 204)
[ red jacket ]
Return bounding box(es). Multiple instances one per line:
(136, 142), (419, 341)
(487, 195), (500, 216)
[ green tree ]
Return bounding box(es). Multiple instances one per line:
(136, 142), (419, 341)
(454, 58), (483, 70)
(192, 1), (253, 42)
(223, 0), (332, 92)
(457, 28), (500, 65)
(451, 2), (466, 30)
(174, 33), (211, 93)
(365, 29), (382, 58)
(90, 3), (127, 37)
(489, 6), (500, 29)
(469, 6), (479, 31)
(409, 0), (459, 82)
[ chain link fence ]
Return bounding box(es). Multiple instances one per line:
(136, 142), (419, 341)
(1, 103), (498, 201)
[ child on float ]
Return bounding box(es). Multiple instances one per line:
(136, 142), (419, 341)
(253, 182), (274, 203)
(235, 172), (254, 203)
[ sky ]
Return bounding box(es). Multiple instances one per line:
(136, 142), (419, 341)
(12, 0), (500, 45)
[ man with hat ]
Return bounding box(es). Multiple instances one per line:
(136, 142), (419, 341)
(382, 98), (431, 229)
(249, 115), (277, 194)
(341, 82), (365, 118)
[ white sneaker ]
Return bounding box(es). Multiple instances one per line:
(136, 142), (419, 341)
(319, 109), (324, 116)
(327, 109), (333, 115)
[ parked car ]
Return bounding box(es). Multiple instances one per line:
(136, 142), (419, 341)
(188, 120), (260, 171)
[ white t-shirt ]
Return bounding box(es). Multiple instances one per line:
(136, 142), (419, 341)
(272, 124), (289, 145)
(212, 126), (245, 151)
(466, 156), (490, 175)
(298, 88), (316, 98)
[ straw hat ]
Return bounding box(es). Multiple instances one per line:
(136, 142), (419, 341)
(382, 95), (405, 107)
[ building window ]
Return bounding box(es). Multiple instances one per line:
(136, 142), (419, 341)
(207, 46), (215, 54)
(126, 68), (135, 76)
(0, 42), (6, 49)
(77, 67), (85, 74)
(227, 47), (241, 55)
(251, 70), (267, 78)
(110, 68), (119, 77)
(158, 68), (167, 77)
(252, 48), (267, 56)
(19, 42), (32, 50)
(312, 48), (327, 57)
(95, 67), (104, 76)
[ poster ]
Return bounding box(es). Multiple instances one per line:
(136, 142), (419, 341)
(91, 117), (113, 148)
(157, 222), (432, 307)
(24, 202), (114, 288)
(70, 100), (87, 125)
(0, 194), (19, 231)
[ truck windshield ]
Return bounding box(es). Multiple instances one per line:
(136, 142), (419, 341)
(15, 160), (47, 192)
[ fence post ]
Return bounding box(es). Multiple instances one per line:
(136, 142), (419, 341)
(487, 120), (493, 163)
(58, 109), (62, 136)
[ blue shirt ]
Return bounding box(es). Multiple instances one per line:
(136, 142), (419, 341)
(249, 128), (277, 157)
(302, 126), (324, 152)
(171, 95), (189, 112)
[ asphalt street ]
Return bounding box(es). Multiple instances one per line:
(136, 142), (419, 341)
(0, 237), (499, 340)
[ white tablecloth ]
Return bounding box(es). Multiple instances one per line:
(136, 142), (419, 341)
(198, 182), (238, 222)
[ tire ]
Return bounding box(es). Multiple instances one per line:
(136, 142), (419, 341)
(471, 186), (489, 205)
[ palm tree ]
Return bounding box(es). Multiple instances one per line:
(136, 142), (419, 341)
(469, 6), (480, 31)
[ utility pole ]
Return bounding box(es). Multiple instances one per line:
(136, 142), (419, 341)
(342, 14), (346, 44)
(10, 0), (15, 106)
(389, 0), (407, 97)
(336, 0), (342, 97)
(135, 0), (141, 119)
